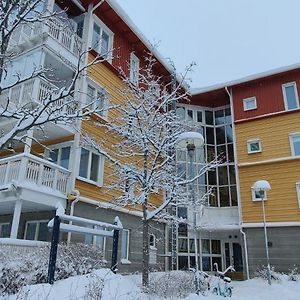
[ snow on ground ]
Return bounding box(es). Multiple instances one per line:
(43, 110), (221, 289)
(2, 269), (300, 300)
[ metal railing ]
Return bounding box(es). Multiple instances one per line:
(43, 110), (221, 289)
(0, 153), (71, 195)
(9, 17), (82, 56)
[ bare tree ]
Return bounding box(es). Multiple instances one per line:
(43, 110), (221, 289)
(82, 54), (221, 287)
(0, 0), (107, 150)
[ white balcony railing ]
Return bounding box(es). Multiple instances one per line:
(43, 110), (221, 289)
(0, 77), (77, 115)
(0, 153), (71, 195)
(9, 17), (82, 56)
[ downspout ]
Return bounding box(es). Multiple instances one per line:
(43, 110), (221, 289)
(92, 0), (106, 12)
(225, 86), (250, 280)
(67, 190), (80, 245)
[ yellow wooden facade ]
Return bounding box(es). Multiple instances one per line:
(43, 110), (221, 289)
(75, 54), (163, 210)
(235, 111), (300, 223)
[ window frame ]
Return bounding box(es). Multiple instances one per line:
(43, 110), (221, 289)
(91, 16), (114, 62)
(130, 52), (140, 85)
(86, 79), (109, 118)
(121, 229), (130, 260)
(78, 147), (104, 186)
(289, 133), (300, 156)
(251, 188), (267, 201)
(149, 233), (156, 248)
(24, 220), (49, 241)
(247, 139), (262, 154)
(296, 183), (300, 209)
(44, 141), (73, 169)
(282, 82), (299, 111)
(243, 96), (257, 111)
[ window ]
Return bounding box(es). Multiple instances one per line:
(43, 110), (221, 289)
(0, 223), (10, 238)
(201, 239), (222, 271)
(296, 183), (300, 209)
(79, 148), (104, 185)
(84, 225), (106, 253)
(86, 82), (109, 117)
(290, 133), (300, 156)
(130, 52), (140, 85)
(247, 139), (262, 153)
(243, 97), (257, 111)
(91, 20), (113, 59)
(45, 142), (72, 169)
(282, 82), (299, 110)
(24, 220), (49, 241)
(252, 188), (267, 201)
(121, 229), (130, 260)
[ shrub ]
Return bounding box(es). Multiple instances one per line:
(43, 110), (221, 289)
(255, 265), (282, 282)
(288, 267), (299, 282)
(146, 271), (194, 299)
(0, 243), (105, 296)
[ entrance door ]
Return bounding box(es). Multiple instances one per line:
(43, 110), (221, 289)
(224, 242), (243, 278)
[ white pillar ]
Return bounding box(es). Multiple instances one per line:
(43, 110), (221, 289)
(10, 200), (22, 239)
(24, 130), (33, 153)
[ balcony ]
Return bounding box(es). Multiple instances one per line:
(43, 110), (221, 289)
(9, 17), (82, 63)
(0, 76), (77, 116)
(0, 153), (71, 197)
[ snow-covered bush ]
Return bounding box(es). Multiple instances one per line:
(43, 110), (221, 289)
(146, 271), (194, 298)
(0, 243), (105, 296)
(84, 273), (105, 300)
(255, 265), (282, 282)
(288, 267), (299, 282)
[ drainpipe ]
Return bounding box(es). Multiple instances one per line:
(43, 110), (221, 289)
(225, 86), (249, 280)
(92, 0), (105, 12)
(67, 190), (80, 245)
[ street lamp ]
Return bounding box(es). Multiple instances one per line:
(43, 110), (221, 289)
(253, 180), (272, 285)
(177, 132), (204, 294)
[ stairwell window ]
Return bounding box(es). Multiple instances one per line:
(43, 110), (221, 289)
(91, 19), (113, 60)
(130, 52), (140, 85)
(243, 97), (257, 111)
(86, 82), (109, 117)
(289, 133), (300, 156)
(79, 148), (104, 186)
(282, 82), (299, 110)
(121, 229), (130, 263)
(252, 188), (267, 201)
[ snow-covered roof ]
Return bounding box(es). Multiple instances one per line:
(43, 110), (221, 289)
(191, 62), (300, 95)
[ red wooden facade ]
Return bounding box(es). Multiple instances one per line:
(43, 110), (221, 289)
(232, 68), (300, 122)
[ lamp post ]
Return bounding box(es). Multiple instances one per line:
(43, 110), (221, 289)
(177, 132), (204, 294)
(253, 180), (272, 285)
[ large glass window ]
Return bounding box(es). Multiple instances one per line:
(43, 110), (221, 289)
(282, 82), (299, 110)
(45, 143), (72, 169)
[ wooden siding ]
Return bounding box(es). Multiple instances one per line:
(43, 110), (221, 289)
(233, 68), (300, 121)
(77, 58), (163, 209)
(235, 112), (300, 164)
(239, 159), (300, 223)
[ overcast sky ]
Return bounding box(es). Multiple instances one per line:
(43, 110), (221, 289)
(115, 0), (300, 89)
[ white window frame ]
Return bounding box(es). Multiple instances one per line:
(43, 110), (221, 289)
(130, 52), (140, 85)
(289, 133), (300, 156)
(121, 229), (130, 261)
(44, 141), (73, 169)
(78, 147), (105, 186)
(176, 105), (204, 124)
(251, 188), (267, 201)
(247, 139), (262, 154)
(282, 82), (299, 111)
(149, 233), (156, 248)
(91, 16), (114, 62)
(296, 183), (300, 209)
(24, 220), (49, 241)
(0, 223), (10, 238)
(86, 79), (109, 118)
(243, 97), (257, 111)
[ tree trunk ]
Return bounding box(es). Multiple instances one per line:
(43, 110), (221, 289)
(142, 205), (149, 287)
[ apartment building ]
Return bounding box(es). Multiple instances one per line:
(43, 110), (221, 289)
(0, 0), (174, 273)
